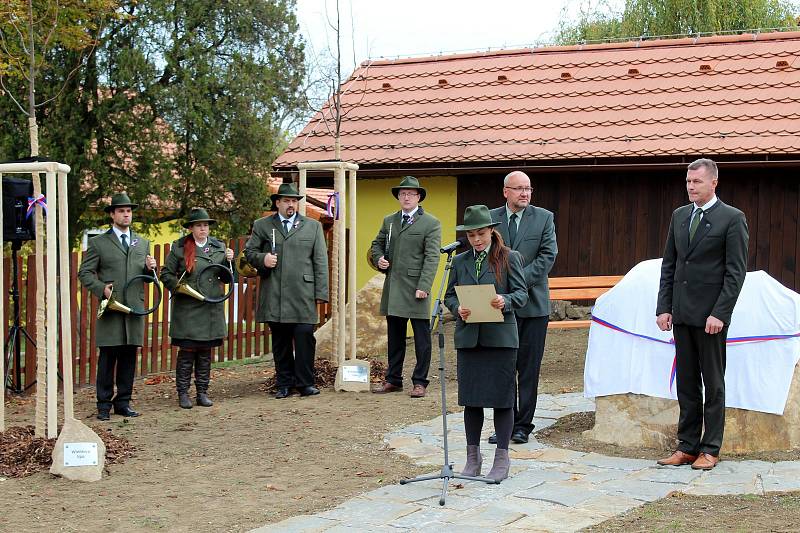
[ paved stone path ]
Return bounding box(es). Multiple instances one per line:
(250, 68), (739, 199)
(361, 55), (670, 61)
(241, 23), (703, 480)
(253, 392), (800, 532)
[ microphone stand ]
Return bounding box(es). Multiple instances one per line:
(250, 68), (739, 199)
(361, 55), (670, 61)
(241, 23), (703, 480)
(399, 247), (498, 505)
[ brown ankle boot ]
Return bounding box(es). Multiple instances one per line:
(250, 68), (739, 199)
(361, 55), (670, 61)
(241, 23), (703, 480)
(486, 448), (510, 482)
(460, 445), (482, 476)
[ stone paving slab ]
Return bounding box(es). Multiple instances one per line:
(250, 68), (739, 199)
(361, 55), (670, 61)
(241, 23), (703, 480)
(254, 392), (800, 533)
(517, 480), (603, 507)
(597, 478), (685, 501)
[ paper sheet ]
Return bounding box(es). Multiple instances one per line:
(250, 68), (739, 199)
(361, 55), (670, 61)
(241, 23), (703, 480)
(454, 284), (504, 323)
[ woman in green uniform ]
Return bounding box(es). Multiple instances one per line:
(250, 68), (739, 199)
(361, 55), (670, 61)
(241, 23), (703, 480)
(162, 208), (234, 409)
(444, 205), (528, 482)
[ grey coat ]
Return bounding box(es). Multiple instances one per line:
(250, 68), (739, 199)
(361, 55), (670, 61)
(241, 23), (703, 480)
(657, 200), (749, 327)
(244, 214), (329, 324)
(370, 207), (441, 320)
(77, 229), (152, 347)
(161, 235), (229, 342)
(444, 249), (528, 349)
(490, 205), (558, 318)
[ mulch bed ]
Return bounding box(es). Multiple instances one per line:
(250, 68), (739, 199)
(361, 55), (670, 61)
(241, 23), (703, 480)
(261, 358), (388, 392)
(0, 425), (136, 478)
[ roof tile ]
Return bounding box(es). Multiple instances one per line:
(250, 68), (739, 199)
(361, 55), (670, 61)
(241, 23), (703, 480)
(275, 31), (800, 167)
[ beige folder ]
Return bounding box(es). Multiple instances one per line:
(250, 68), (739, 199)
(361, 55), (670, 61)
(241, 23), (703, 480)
(454, 284), (504, 323)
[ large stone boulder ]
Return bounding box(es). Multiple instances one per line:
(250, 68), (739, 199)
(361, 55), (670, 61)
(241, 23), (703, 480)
(50, 418), (106, 482)
(585, 363), (800, 453)
(315, 274), (387, 360)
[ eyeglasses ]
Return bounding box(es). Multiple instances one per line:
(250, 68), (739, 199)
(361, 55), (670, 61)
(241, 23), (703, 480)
(397, 191), (420, 198)
(505, 186), (533, 193)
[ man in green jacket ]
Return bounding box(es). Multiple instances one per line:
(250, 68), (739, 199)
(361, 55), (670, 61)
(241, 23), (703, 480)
(370, 176), (441, 398)
(78, 193), (157, 420)
(244, 183), (329, 399)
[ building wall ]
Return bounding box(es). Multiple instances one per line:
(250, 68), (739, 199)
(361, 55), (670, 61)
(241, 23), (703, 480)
(458, 167), (800, 291)
(355, 176), (458, 299)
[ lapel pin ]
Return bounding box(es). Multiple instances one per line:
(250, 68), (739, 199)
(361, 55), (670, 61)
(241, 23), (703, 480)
(131, 238), (139, 247)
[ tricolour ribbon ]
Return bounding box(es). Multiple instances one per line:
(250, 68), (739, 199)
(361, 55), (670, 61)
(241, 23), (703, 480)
(326, 192), (340, 220)
(590, 315), (800, 392)
(26, 194), (47, 218)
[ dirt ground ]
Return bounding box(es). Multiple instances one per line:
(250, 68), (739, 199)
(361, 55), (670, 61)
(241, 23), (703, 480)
(1, 326), (798, 532)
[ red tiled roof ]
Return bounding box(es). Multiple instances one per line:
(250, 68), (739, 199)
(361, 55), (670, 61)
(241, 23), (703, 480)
(274, 31), (800, 168)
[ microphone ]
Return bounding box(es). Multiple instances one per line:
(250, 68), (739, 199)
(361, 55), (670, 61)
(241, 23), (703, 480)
(440, 237), (467, 254)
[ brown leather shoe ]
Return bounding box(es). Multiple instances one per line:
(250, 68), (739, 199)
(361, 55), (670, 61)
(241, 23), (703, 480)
(372, 382), (402, 394)
(691, 453), (720, 470)
(657, 450), (698, 466)
(409, 384), (426, 398)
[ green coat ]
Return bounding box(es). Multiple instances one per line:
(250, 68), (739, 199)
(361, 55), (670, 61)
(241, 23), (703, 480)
(77, 229), (152, 347)
(444, 249), (528, 349)
(161, 235), (229, 342)
(244, 214), (329, 324)
(370, 207), (441, 320)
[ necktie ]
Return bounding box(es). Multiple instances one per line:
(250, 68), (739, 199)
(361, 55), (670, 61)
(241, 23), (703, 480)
(121, 234), (129, 252)
(509, 212), (518, 246)
(402, 214), (410, 228)
(283, 219), (291, 233)
(689, 209), (703, 242)
(475, 250), (487, 278)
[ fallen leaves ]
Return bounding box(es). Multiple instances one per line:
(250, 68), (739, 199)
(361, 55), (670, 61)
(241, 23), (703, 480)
(144, 374), (174, 385)
(0, 425), (135, 478)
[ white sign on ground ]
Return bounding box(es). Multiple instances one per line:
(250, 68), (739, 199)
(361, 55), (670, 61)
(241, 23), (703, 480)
(63, 442), (99, 467)
(341, 365), (369, 383)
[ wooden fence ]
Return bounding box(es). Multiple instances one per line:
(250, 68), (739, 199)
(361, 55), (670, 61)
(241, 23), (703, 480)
(3, 237), (332, 391)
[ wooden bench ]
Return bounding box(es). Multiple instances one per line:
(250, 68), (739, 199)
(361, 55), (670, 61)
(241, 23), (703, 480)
(547, 275), (624, 329)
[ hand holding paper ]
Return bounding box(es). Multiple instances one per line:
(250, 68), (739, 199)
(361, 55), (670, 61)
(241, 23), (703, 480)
(454, 285), (504, 323)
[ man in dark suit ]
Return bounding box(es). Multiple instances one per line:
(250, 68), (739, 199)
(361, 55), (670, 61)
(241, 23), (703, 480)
(78, 193), (158, 420)
(488, 171), (558, 444)
(656, 158), (748, 471)
(244, 183), (329, 399)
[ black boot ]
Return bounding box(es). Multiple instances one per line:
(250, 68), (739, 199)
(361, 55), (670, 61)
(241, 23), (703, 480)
(195, 349), (214, 407)
(176, 350), (194, 409)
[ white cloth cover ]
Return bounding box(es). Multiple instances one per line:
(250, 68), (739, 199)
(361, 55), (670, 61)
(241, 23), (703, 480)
(584, 259), (800, 415)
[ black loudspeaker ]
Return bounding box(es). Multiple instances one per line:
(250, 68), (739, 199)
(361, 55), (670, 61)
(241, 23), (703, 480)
(2, 177), (35, 242)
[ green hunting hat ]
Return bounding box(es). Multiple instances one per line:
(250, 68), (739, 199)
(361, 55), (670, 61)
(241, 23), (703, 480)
(455, 205), (500, 232)
(270, 182), (304, 204)
(391, 176), (426, 202)
(182, 207), (217, 228)
(104, 192), (138, 213)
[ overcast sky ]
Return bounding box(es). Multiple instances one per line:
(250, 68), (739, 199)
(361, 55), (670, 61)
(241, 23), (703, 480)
(296, 0), (623, 76)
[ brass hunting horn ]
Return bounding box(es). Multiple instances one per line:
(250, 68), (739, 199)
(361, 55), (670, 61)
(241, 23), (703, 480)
(98, 270), (163, 318)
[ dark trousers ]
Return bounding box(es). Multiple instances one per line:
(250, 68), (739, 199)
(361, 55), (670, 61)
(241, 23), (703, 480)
(385, 315), (431, 387)
(268, 322), (316, 388)
(673, 324), (728, 456)
(514, 315), (549, 435)
(96, 345), (138, 412)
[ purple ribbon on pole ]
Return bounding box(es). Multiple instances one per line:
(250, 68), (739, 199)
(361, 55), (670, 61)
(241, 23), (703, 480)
(326, 192), (340, 220)
(26, 194), (47, 218)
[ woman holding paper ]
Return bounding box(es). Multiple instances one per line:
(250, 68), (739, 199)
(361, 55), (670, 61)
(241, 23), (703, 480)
(444, 204), (528, 482)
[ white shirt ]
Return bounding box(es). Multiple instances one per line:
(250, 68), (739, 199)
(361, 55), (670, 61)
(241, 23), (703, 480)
(112, 226), (131, 247)
(401, 206), (419, 222)
(278, 213), (297, 231)
(690, 195), (718, 230)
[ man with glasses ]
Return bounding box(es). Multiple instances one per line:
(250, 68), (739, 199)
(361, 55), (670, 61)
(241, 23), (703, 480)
(488, 171), (558, 444)
(371, 176), (441, 398)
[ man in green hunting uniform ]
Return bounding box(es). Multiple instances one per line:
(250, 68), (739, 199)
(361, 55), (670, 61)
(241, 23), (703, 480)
(244, 183), (329, 399)
(370, 176), (441, 398)
(78, 193), (157, 420)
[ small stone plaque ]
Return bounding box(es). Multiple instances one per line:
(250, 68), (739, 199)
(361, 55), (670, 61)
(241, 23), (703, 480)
(341, 364), (369, 383)
(63, 442), (99, 467)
